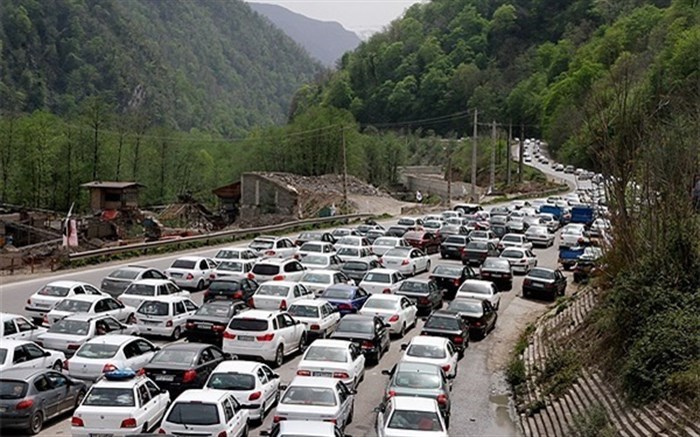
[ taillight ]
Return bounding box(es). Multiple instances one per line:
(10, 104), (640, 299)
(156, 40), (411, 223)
(102, 363), (118, 373)
(453, 336), (464, 344)
(209, 273), (216, 280)
(16, 399), (34, 410)
(279, 299), (287, 310)
(223, 331), (236, 339)
(233, 291), (243, 299)
(120, 418), (137, 428)
(247, 273), (255, 280)
(182, 369), (197, 383)
(63, 359), (69, 370)
(217, 432), (228, 437)
(137, 368), (146, 376)
(248, 298), (255, 308)
(387, 390), (396, 398)
(273, 275), (285, 281)
(437, 394), (448, 405)
(401, 259), (410, 265)
(453, 278), (461, 286)
(388, 314), (399, 322)
(523, 279), (531, 286)
(273, 416), (286, 423)
(382, 288), (391, 294)
(310, 324), (320, 330)
(418, 297), (429, 304)
(324, 419), (338, 424)
(71, 416), (84, 427)
(266, 250), (276, 257)
(338, 303), (352, 310)
(361, 340), (374, 349)
(257, 333), (275, 341)
(186, 322), (195, 330)
(165, 320), (173, 327)
(186, 273), (194, 280)
(333, 372), (349, 379)
(296, 369), (311, 376)
(27, 299), (31, 305)
(212, 324), (226, 332)
(67, 344), (80, 350)
(442, 364), (451, 372)
(158, 429), (166, 434)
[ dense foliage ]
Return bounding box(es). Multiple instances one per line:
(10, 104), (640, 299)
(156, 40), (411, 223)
(0, 0), (321, 135)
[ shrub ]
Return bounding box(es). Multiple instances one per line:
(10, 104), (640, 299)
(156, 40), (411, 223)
(506, 356), (527, 387)
(570, 404), (616, 437)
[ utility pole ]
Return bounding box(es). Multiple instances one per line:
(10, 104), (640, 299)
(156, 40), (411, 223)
(341, 127), (348, 210)
(446, 147), (452, 206)
(518, 123), (524, 183)
(471, 109), (478, 201)
(490, 120), (496, 193)
(506, 122), (512, 186)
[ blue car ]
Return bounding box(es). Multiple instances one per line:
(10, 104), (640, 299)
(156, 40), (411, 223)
(319, 284), (370, 315)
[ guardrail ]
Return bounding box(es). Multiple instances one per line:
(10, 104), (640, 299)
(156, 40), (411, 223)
(68, 213), (372, 261)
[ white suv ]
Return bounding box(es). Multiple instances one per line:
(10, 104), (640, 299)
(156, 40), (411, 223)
(135, 296), (199, 339)
(223, 310), (307, 368)
(165, 256), (217, 290)
(159, 389), (251, 437)
(249, 258), (306, 283)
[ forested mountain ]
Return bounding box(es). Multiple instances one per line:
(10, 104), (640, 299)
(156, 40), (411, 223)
(0, 0), (322, 135)
(249, 3), (361, 67)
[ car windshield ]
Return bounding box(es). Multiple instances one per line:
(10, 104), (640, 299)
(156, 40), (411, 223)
(467, 241), (487, 250)
(363, 299), (398, 310)
(281, 387), (337, 406)
(208, 281), (240, 292)
(337, 237), (359, 246)
(528, 269), (555, 279)
(124, 283), (156, 296)
(501, 250), (525, 259)
(250, 239), (274, 250)
(228, 318), (269, 332)
(375, 238), (397, 247)
(215, 250), (241, 260)
(288, 305), (319, 318)
(304, 346), (348, 363)
(171, 260), (196, 269)
(342, 261), (368, 271)
(49, 319), (90, 335)
(167, 402), (220, 426)
(196, 304), (232, 317)
(217, 261), (244, 272)
(301, 273), (331, 284)
(300, 243), (323, 252)
(407, 344), (447, 359)
(0, 380), (27, 399)
(483, 259), (511, 268)
(107, 269), (141, 280)
(461, 283), (491, 295)
(54, 299), (92, 313)
(138, 301), (169, 316)
(399, 281), (429, 293)
(444, 236), (466, 244)
(363, 272), (390, 283)
(206, 372), (256, 390)
(431, 266), (462, 277)
(302, 255), (328, 266)
(448, 300), (483, 314)
(252, 264), (280, 275)
(151, 349), (197, 365)
(384, 248), (412, 258)
(76, 343), (119, 359)
(338, 247), (359, 256)
(470, 231), (487, 239)
(336, 319), (373, 334)
(425, 316), (460, 330)
(83, 388), (135, 406)
(37, 285), (70, 297)
(394, 372), (441, 389)
(257, 285), (290, 297)
(322, 288), (354, 299)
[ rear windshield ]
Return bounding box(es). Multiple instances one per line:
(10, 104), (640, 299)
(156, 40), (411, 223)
(281, 387), (337, 406)
(444, 236), (467, 244)
(501, 250), (525, 259)
(167, 402), (220, 426)
(448, 300), (483, 315)
(363, 299), (397, 310)
(502, 235), (521, 242)
(207, 373), (255, 391)
(407, 344), (446, 359)
(301, 273), (331, 284)
(302, 255), (328, 266)
(304, 346), (347, 363)
(217, 262), (244, 272)
(385, 248), (412, 258)
(398, 281), (429, 293)
(375, 238), (397, 247)
(84, 387), (134, 406)
(461, 282), (491, 294)
(431, 265), (461, 277)
(107, 269), (140, 280)
(288, 305), (319, 318)
(196, 304), (232, 317)
(394, 372), (441, 389)
(336, 319), (373, 334)
(151, 349), (197, 365)
(256, 284), (290, 297)
(363, 272), (390, 283)
(54, 299), (92, 313)
(470, 232), (487, 239)
(467, 242), (487, 250)
(171, 260), (196, 269)
(250, 239), (274, 250)
(252, 264), (280, 275)
(337, 237), (359, 246)
(138, 301), (170, 316)
(76, 343), (119, 359)
(228, 318), (269, 331)
(300, 243), (323, 252)
(342, 261), (368, 271)
(425, 316), (460, 330)
(49, 319), (90, 335)
(482, 258), (510, 269)
(0, 380), (27, 399)
(124, 283), (156, 296)
(388, 410), (443, 431)
(322, 288), (353, 299)
(528, 269), (555, 279)
(209, 281), (240, 292)
(37, 285), (70, 297)
(215, 250), (241, 260)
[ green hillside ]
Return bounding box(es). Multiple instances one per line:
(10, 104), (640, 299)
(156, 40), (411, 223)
(0, 0), (322, 135)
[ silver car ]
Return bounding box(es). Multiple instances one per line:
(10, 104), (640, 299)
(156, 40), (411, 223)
(274, 376), (355, 431)
(100, 265), (168, 297)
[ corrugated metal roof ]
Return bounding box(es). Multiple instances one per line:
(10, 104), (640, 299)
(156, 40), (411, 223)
(80, 181), (144, 189)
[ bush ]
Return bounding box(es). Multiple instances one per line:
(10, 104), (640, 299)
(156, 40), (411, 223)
(570, 404), (616, 437)
(506, 356), (527, 387)
(537, 348), (581, 397)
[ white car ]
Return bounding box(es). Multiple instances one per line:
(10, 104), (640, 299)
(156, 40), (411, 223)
(37, 313), (139, 357)
(334, 235), (371, 251)
(372, 237), (410, 257)
(456, 279), (501, 310)
(223, 310), (307, 368)
(251, 281), (314, 311)
(524, 225), (555, 247)
(336, 246), (376, 262)
(560, 224), (589, 248)
(25, 280), (106, 323)
(100, 265), (169, 298)
(399, 336), (459, 378)
(359, 268), (406, 294)
(380, 247), (431, 276)
(300, 253), (345, 271)
(396, 217), (423, 228)
(359, 294), (417, 337)
(497, 233), (533, 251)
(288, 299), (341, 339)
(500, 247), (538, 274)
(296, 242), (336, 258)
(135, 295), (198, 339)
(213, 247), (260, 264)
(205, 360), (281, 423)
(71, 370), (170, 437)
(159, 389), (250, 437)
(273, 376), (355, 431)
(166, 256), (218, 290)
(44, 294), (137, 327)
(0, 312), (46, 341)
(376, 396), (448, 437)
(66, 335), (158, 382)
(210, 259), (256, 281)
(296, 339), (365, 389)
(538, 213), (560, 232)
(117, 279), (190, 309)
(249, 235), (298, 259)
(299, 269), (355, 297)
(249, 258), (307, 283)
(263, 421), (342, 437)
(0, 339), (65, 372)
(468, 230), (499, 246)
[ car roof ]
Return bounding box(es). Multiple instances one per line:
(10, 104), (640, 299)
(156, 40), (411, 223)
(231, 310), (279, 320)
(307, 339), (352, 349)
(365, 268), (398, 274)
(140, 295), (189, 303)
(394, 361), (443, 374)
(260, 281), (297, 288)
(340, 314), (374, 322)
(289, 375), (341, 388)
(392, 395), (440, 412)
(303, 269), (338, 276)
(428, 310), (461, 319)
(0, 367), (50, 380)
(366, 294), (401, 302)
(301, 241), (333, 246)
(173, 256), (208, 262)
(463, 279), (494, 287)
(450, 297), (485, 306)
(44, 280), (89, 288)
(277, 421), (337, 435)
(289, 299), (327, 308)
(402, 278), (432, 285)
(56, 313), (111, 322)
(0, 312), (23, 322)
(172, 389), (230, 402)
(255, 235), (282, 241)
(0, 339), (36, 348)
(158, 342), (209, 352)
(211, 360), (263, 373)
(256, 258), (294, 266)
(130, 279), (173, 285)
(85, 334), (141, 346)
(216, 247), (248, 252)
(324, 284), (358, 292)
(59, 294), (106, 302)
(410, 335), (449, 346)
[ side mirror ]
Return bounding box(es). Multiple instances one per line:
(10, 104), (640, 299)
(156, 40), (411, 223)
(260, 431), (271, 436)
(160, 388), (168, 394)
(446, 374), (456, 380)
(349, 389), (358, 395)
(400, 343), (408, 350)
(381, 369), (391, 376)
(271, 373), (280, 379)
(240, 404), (257, 409)
(383, 323), (392, 328)
(153, 346), (161, 352)
(279, 384), (288, 391)
(373, 404), (386, 413)
(43, 351), (51, 357)
(223, 353), (235, 360)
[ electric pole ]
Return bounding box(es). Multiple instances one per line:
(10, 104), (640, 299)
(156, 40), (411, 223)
(518, 123), (524, 183)
(471, 109), (478, 201)
(446, 145), (452, 206)
(341, 127), (348, 210)
(490, 120), (496, 193)
(507, 122), (512, 185)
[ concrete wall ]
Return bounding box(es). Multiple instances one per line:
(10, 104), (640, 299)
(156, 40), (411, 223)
(402, 174), (480, 201)
(240, 173), (299, 220)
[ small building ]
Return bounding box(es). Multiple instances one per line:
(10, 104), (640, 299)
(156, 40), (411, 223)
(81, 181), (144, 212)
(212, 182), (241, 223)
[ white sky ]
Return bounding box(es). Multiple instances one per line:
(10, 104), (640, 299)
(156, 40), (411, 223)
(245, 0), (423, 34)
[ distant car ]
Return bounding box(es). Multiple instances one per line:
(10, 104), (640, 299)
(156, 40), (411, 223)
(210, 259), (256, 281)
(500, 247), (537, 274)
(399, 336), (458, 378)
(273, 377), (356, 431)
(184, 301), (249, 345)
(299, 269), (355, 297)
(249, 236), (298, 259)
(100, 265), (168, 298)
(66, 335), (158, 382)
(1, 313), (46, 342)
(142, 343), (230, 397)
(319, 285), (371, 316)
(498, 233), (533, 251)
(212, 247), (260, 264)
(300, 253), (345, 271)
(453, 203), (482, 215)
(165, 256), (217, 290)
(44, 294), (137, 327)
(336, 246), (376, 263)
(335, 235), (372, 251)
(117, 279), (190, 309)
(331, 228), (358, 239)
(296, 242), (337, 259)
(384, 226), (408, 238)
(0, 339), (65, 372)
(251, 281), (314, 311)
(479, 257), (514, 291)
(330, 314), (390, 363)
(159, 389), (251, 437)
(522, 267), (567, 300)
(203, 277), (259, 303)
(395, 279), (444, 314)
(372, 237), (410, 257)
(439, 224), (467, 239)
(296, 339), (365, 389)
(359, 268), (406, 294)
(456, 279), (501, 310)
(403, 231), (440, 254)
(559, 224), (589, 248)
(1, 368), (86, 435)
(525, 225), (555, 247)
(288, 299), (341, 340)
(359, 294), (417, 338)
(135, 296), (198, 340)
(355, 223), (385, 236)
(429, 265), (478, 299)
(340, 259), (382, 284)
(439, 235), (469, 260)
(419, 311), (469, 356)
(25, 281), (106, 324)
(249, 258), (307, 283)
(446, 298), (498, 339)
(379, 247), (431, 276)
(461, 241), (499, 266)
(295, 231), (336, 246)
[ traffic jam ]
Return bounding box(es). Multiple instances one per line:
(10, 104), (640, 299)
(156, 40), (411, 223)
(0, 156), (608, 437)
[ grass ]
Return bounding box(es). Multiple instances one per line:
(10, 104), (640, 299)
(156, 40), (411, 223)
(537, 348), (582, 397)
(506, 323), (535, 389)
(570, 404), (617, 437)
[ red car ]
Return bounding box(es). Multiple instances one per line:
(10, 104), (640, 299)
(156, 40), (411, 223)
(403, 231), (441, 254)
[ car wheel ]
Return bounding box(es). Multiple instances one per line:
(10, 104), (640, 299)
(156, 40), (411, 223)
(171, 327), (181, 340)
(274, 345), (284, 368)
(75, 389), (86, 409)
(273, 390), (281, 406)
(399, 322), (406, 337)
(347, 402), (355, 424)
(425, 261), (431, 273)
(196, 279), (204, 290)
(28, 411), (43, 435)
(412, 266), (416, 276)
(298, 333), (307, 353)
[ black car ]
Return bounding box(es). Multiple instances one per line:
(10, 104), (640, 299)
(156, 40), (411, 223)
(395, 279), (444, 314)
(479, 257), (513, 291)
(461, 241), (499, 266)
(330, 314), (390, 363)
(429, 264), (478, 300)
(203, 278), (259, 303)
(365, 229), (385, 244)
(440, 235), (469, 260)
(295, 231), (336, 246)
(184, 301), (249, 345)
(142, 343), (231, 397)
(340, 259), (381, 284)
(522, 267), (567, 300)
(446, 298), (498, 339)
(384, 226), (408, 237)
(491, 224), (508, 239)
(420, 310), (469, 355)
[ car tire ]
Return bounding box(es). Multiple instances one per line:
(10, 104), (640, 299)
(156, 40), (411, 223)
(412, 266), (416, 276)
(28, 411), (43, 435)
(298, 333), (307, 354)
(196, 279), (204, 290)
(52, 360), (63, 371)
(273, 345), (284, 368)
(171, 327), (181, 340)
(399, 322), (406, 337)
(75, 389), (86, 409)
(425, 261), (431, 273)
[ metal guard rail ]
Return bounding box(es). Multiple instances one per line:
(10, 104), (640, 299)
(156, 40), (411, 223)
(68, 213), (372, 261)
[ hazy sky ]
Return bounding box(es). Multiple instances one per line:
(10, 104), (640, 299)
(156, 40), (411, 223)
(245, 0), (423, 34)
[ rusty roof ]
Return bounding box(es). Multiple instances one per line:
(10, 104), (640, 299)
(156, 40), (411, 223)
(80, 181), (144, 189)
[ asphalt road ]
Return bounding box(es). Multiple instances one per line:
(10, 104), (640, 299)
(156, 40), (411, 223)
(1, 154), (589, 437)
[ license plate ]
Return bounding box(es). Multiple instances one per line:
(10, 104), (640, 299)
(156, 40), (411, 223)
(90, 434), (113, 437)
(36, 304), (51, 308)
(313, 371), (332, 377)
(155, 375), (175, 381)
(532, 283), (544, 288)
(170, 273), (182, 278)
(492, 273), (503, 278)
(0, 406), (7, 412)
(144, 320), (160, 325)
(239, 335), (254, 341)
(197, 323), (212, 329)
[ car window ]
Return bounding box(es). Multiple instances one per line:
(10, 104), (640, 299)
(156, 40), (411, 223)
(138, 384), (150, 405)
(73, 286), (85, 295)
(24, 344), (45, 360)
(3, 320), (17, 336)
(447, 342), (455, 356)
(293, 286), (302, 298)
(102, 317), (122, 331)
(146, 380), (161, 398)
(199, 260), (209, 270)
(337, 383), (348, 403)
(282, 314), (295, 327)
(175, 302), (186, 315)
(135, 340), (154, 355)
(16, 318), (34, 332)
(257, 368), (268, 384)
(183, 300), (198, 312)
(105, 299), (121, 310)
(223, 398), (234, 422)
(262, 365), (275, 381)
(123, 342), (139, 359)
(33, 375), (52, 392)
(84, 285), (102, 295)
(95, 300), (109, 312)
(46, 371), (69, 388)
(209, 347), (224, 361)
